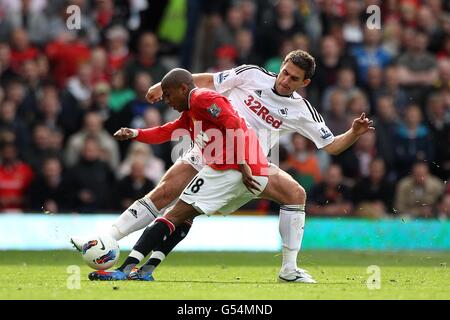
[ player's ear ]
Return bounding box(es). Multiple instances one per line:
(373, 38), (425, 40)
(181, 83), (189, 94)
(301, 79), (311, 87)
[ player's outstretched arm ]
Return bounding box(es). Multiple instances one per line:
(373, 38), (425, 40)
(114, 114), (190, 145)
(146, 73), (214, 103)
(323, 112), (374, 155)
(113, 127), (138, 141)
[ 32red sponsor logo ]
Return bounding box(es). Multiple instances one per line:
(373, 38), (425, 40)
(244, 95), (282, 128)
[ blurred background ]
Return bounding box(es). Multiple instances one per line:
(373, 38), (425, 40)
(0, 0), (448, 227)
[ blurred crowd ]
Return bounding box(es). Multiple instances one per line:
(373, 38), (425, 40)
(0, 0), (448, 218)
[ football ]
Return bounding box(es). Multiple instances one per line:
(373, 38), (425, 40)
(81, 235), (120, 270)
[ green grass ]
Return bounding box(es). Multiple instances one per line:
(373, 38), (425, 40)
(0, 250), (448, 299)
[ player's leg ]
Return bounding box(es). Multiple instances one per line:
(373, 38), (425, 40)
(142, 218), (192, 275)
(108, 160), (198, 240)
(128, 167), (258, 281)
(259, 164), (315, 283)
(89, 200), (201, 281)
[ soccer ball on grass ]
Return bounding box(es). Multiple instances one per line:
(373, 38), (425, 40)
(81, 235), (120, 270)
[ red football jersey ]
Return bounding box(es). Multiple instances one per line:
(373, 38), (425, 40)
(0, 162), (34, 211)
(136, 88), (268, 176)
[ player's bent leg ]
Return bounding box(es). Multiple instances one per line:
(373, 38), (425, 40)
(119, 200), (200, 276)
(90, 199), (200, 281)
(108, 161), (198, 241)
(144, 219), (193, 275)
(259, 165), (316, 283)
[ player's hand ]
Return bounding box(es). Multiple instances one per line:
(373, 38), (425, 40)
(113, 127), (138, 141)
(239, 162), (261, 194)
(146, 83), (163, 104)
(351, 113), (375, 136)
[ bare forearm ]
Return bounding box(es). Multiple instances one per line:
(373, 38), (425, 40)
(193, 73), (214, 89)
(324, 128), (359, 155)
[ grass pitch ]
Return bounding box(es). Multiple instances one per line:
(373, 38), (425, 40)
(0, 250), (448, 300)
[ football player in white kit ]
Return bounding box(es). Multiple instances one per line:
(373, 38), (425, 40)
(72, 50), (374, 283)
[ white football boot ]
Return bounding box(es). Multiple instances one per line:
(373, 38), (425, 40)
(278, 268), (317, 283)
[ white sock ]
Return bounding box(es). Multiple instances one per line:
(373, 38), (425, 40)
(279, 204), (305, 272)
(129, 250), (145, 261)
(109, 197), (163, 240)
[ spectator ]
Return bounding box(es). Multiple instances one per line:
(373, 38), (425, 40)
(264, 37), (295, 74)
(89, 81), (119, 135)
(65, 62), (93, 110)
(235, 28), (262, 67)
(322, 67), (359, 112)
(120, 72), (160, 130)
(353, 158), (395, 218)
(353, 129), (377, 179)
(424, 92), (450, 180)
(0, 100), (28, 152)
(374, 64), (409, 115)
(394, 104), (434, 177)
(37, 83), (81, 137)
(45, 30), (91, 87)
(65, 136), (115, 212)
(0, 142), (34, 212)
(27, 156), (70, 212)
(374, 94), (400, 178)
(19, 59), (42, 115)
(347, 90), (370, 120)
(115, 157), (155, 210)
(118, 141), (165, 186)
(397, 29), (438, 104)
(323, 89), (351, 135)
(394, 162), (445, 218)
(257, 0), (305, 61)
(209, 45), (238, 73)
(437, 193), (450, 219)
(125, 32), (168, 85)
(311, 35), (357, 104)
(142, 108), (173, 169)
(22, 124), (62, 171)
(308, 164), (354, 216)
(364, 65), (383, 112)
(351, 28), (392, 85)
(416, 5), (444, 53)
(287, 133), (322, 192)
(3, 0), (49, 45)
(0, 42), (17, 87)
(342, 0), (364, 47)
(90, 46), (110, 84)
(64, 111), (120, 170)
(108, 69), (135, 113)
(205, 4), (245, 70)
(106, 25), (131, 72)
(9, 28), (39, 72)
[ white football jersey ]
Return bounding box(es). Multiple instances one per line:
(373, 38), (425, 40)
(213, 65), (335, 155)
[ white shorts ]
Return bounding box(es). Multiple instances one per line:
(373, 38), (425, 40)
(179, 166), (268, 216)
(176, 143), (205, 172)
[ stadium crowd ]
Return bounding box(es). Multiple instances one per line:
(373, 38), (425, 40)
(0, 0), (448, 218)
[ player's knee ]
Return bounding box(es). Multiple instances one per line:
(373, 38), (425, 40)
(148, 182), (173, 208)
(287, 184), (306, 205)
(164, 214), (183, 227)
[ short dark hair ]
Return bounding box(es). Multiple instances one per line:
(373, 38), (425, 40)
(283, 50), (316, 80)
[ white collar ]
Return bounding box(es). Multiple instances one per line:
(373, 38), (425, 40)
(187, 87), (198, 110)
